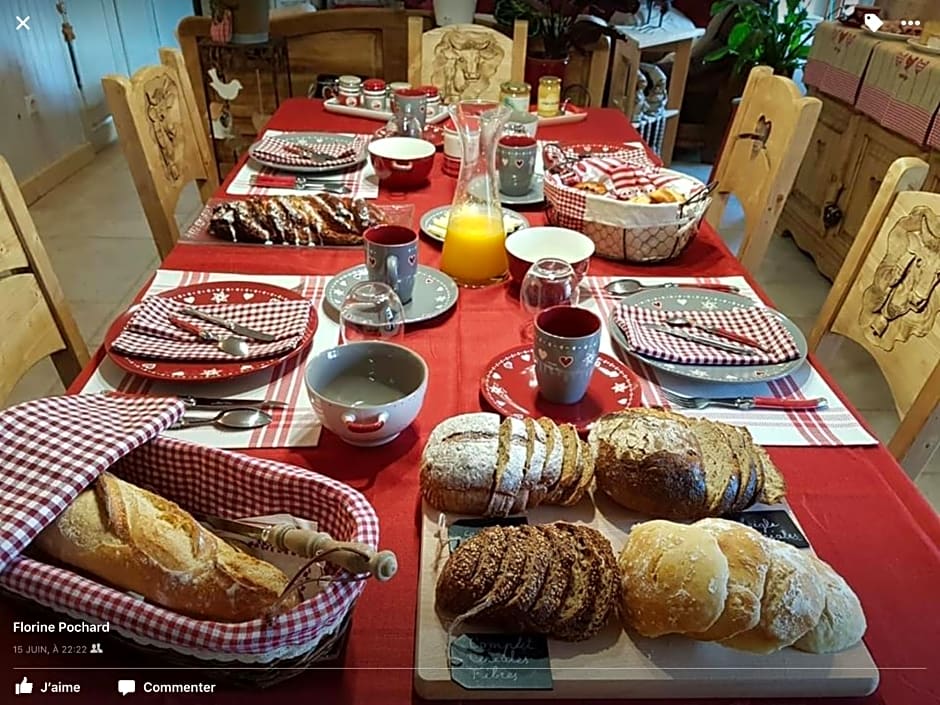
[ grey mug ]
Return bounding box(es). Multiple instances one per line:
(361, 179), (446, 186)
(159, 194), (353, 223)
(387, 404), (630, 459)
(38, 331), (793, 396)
(534, 306), (601, 405)
(392, 89), (428, 138)
(364, 225), (418, 303)
(498, 135), (538, 197)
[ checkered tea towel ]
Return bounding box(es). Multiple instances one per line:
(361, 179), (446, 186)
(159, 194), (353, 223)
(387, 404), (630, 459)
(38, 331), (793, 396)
(616, 305), (801, 365)
(0, 394), (184, 572)
(250, 134), (368, 169)
(111, 296), (313, 361)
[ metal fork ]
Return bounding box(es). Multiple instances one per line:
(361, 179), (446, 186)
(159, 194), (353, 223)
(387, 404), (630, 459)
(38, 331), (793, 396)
(660, 389), (828, 411)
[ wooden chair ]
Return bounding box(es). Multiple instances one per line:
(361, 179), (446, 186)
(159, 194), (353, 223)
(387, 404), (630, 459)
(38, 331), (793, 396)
(809, 157), (939, 480)
(407, 16), (527, 103)
(0, 156), (89, 405)
(705, 66), (821, 273)
(103, 48), (218, 261)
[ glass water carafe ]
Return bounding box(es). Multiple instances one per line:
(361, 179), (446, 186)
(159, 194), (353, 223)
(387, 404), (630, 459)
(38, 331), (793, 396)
(439, 100), (512, 287)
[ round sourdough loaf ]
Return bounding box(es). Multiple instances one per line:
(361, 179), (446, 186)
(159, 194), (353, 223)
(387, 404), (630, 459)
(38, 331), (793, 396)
(720, 540), (826, 654)
(618, 520), (729, 637)
(689, 518), (768, 641)
(420, 412), (500, 515)
(589, 410), (708, 519)
(794, 557), (867, 654)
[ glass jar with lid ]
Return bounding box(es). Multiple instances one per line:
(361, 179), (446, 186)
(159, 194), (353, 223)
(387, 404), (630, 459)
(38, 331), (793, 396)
(337, 75), (363, 107)
(537, 76), (562, 118)
(500, 81), (531, 113)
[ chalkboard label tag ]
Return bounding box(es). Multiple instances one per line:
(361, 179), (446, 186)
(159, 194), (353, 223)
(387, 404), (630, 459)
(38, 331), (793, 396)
(726, 510), (810, 548)
(450, 633), (553, 691)
(449, 516), (528, 549)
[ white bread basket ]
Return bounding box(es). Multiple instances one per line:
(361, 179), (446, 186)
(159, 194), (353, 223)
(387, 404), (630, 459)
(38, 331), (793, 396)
(542, 143), (710, 263)
(0, 394), (381, 686)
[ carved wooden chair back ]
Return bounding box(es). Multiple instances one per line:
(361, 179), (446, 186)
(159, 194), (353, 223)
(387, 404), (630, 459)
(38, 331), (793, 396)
(706, 66), (821, 273)
(103, 48), (217, 260)
(809, 157), (940, 479)
(407, 17), (527, 104)
(0, 155), (89, 405)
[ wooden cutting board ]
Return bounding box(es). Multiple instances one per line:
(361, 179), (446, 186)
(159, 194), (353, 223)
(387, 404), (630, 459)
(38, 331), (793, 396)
(414, 495), (879, 700)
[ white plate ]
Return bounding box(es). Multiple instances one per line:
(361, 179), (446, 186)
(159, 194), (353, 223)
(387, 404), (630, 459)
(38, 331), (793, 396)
(499, 175), (544, 205)
(419, 205), (529, 244)
(862, 26), (915, 41)
(908, 38), (940, 55)
(247, 132), (366, 174)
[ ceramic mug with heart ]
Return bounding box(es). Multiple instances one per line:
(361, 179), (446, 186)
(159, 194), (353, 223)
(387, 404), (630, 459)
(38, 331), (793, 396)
(364, 225), (419, 303)
(497, 135), (538, 197)
(534, 306), (601, 404)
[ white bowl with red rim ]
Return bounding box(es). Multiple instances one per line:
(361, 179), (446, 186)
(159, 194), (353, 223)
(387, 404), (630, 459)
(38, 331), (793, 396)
(368, 137), (435, 189)
(504, 226), (595, 286)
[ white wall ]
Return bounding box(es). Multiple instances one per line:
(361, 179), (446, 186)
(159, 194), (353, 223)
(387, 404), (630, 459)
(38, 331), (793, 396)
(0, 0), (192, 185)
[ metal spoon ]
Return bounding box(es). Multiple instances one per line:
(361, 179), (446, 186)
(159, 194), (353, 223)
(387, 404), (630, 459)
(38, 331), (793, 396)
(666, 316), (770, 352)
(603, 279), (741, 297)
(171, 408), (273, 430)
(169, 315), (250, 357)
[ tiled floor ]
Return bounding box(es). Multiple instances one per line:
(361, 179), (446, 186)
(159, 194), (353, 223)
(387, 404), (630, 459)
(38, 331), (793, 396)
(9, 145), (939, 511)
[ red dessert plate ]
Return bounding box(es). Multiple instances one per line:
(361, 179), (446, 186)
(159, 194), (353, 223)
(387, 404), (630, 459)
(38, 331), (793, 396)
(103, 281), (317, 382)
(480, 345), (642, 433)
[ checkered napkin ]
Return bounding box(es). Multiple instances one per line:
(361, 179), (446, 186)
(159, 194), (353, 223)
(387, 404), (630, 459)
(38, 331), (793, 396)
(615, 305), (801, 365)
(0, 394), (184, 572)
(230, 131), (379, 199)
(250, 134), (367, 169)
(110, 296), (312, 361)
(0, 395), (380, 659)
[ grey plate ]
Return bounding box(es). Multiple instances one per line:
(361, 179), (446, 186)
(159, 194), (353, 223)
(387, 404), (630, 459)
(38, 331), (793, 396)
(324, 264), (459, 325)
(499, 175), (544, 205)
(608, 288), (809, 383)
(419, 205), (530, 244)
(247, 132), (366, 174)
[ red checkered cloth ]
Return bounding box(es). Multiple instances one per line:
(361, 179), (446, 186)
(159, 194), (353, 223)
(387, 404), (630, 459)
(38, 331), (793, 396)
(111, 297), (313, 361)
(615, 305), (800, 366)
(250, 135), (367, 169)
(0, 394), (185, 572)
(564, 156), (687, 200)
(0, 394), (379, 658)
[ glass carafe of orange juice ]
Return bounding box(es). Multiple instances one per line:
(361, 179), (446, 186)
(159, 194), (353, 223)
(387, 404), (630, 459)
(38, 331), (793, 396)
(440, 100), (511, 287)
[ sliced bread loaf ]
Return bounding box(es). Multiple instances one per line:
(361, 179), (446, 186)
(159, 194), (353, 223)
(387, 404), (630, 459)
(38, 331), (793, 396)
(486, 417), (528, 517)
(436, 526), (508, 614)
(511, 418), (548, 513)
(591, 410), (708, 519)
(687, 418), (741, 516)
(550, 523), (615, 641)
(754, 446), (787, 504)
(546, 423), (582, 505)
(526, 524), (578, 631)
(531, 417), (564, 506)
(727, 426), (760, 513)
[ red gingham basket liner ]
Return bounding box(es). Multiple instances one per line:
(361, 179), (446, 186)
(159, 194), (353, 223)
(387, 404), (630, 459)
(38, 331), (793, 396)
(615, 305), (800, 366)
(0, 395), (378, 660)
(0, 394), (185, 572)
(111, 296), (313, 361)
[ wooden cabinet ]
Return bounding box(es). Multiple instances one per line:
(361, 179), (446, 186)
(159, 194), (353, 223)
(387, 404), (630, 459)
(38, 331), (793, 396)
(779, 91), (933, 281)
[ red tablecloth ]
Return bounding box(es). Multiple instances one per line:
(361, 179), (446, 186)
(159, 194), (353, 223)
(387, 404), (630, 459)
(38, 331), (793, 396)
(5, 99), (939, 705)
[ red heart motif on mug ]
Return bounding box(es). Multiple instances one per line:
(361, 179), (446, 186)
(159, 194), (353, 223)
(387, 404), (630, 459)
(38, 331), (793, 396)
(409, 254), (417, 265)
(515, 159), (525, 169)
(559, 355), (574, 368)
(368, 255), (376, 267)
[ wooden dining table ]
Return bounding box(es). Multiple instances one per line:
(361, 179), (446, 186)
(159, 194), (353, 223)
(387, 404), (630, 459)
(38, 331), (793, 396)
(4, 98), (939, 705)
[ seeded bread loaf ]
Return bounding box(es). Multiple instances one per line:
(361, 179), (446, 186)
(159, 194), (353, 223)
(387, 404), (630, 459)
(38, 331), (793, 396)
(618, 519), (864, 654)
(589, 410), (787, 520)
(420, 414), (594, 516)
(435, 522), (619, 641)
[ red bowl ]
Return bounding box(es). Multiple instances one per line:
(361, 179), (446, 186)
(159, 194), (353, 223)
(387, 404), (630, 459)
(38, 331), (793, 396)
(505, 226), (595, 287)
(368, 137), (435, 190)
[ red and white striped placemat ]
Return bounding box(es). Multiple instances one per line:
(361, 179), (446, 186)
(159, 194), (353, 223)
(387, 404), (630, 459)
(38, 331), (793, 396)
(582, 276), (878, 447)
(79, 270), (343, 449)
(227, 130), (379, 199)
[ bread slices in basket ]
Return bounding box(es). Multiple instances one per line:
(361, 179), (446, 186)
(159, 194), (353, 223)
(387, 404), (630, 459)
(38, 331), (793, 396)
(618, 518), (866, 654)
(420, 413), (595, 516)
(588, 409), (787, 520)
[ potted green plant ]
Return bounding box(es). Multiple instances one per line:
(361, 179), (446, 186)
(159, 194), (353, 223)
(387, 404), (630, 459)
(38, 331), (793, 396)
(705, 0), (815, 77)
(494, 0), (627, 88)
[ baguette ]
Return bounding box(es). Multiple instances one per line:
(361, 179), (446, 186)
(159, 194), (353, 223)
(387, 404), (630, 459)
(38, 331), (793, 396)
(34, 473), (294, 622)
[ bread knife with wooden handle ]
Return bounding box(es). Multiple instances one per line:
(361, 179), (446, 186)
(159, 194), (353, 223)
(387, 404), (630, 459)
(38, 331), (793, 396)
(197, 514), (398, 582)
